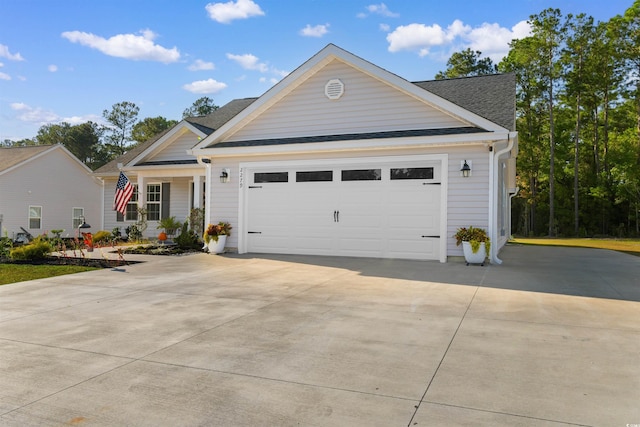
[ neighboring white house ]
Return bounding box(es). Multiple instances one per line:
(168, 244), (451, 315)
(0, 144), (102, 241)
(97, 44), (518, 263)
(190, 44), (518, 263)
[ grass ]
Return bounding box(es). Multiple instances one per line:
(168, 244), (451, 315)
(512, 237), (640, 256)
(0, 264), (99, 286)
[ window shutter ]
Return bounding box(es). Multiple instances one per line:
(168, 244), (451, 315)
(162, 183), (170, 219)
(117, 211), (123, 222)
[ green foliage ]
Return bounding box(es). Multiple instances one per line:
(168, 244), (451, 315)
(125, 224), (142, 242)
(92, 230), (112, 244)
(174, 222), (202, 250)
(203, 222), (232, 243)
(102, 101), (140, 156)
(454, 226), (491, 256)
(131, 116), (178, 144)
(189, 208), (205, 238)
(435, 48), (497, 79)
(157, 216), (182, 235)
(182, 96), (219, 118)
(9, 238), (52, 260)
(111, 227), (122, 240)
(0, 237), (13, 259)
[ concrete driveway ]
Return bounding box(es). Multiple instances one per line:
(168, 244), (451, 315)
(0, 244), (639, 426)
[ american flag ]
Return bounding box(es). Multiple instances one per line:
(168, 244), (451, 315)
(113, 172), (134, 215)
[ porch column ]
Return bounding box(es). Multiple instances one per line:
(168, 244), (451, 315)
(193, 174), (202, 209)
(137, 174), (146, 216)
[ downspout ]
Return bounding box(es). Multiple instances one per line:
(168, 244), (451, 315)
(489, 132), (516, 264)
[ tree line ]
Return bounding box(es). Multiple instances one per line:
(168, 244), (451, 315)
(1, 97), (219, 170)
(437, 2), (639, 238)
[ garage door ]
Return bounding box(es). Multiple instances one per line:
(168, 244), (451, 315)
(244, 160), (442, 260)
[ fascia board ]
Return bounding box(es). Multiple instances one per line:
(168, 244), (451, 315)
(129, 122), (207, 167)
(197, 131), (509, 158)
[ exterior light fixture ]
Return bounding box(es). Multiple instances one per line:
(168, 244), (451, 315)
(220, 168), (230, 183)
(78, 216), (91, 230)
(460, 160), (471, 178)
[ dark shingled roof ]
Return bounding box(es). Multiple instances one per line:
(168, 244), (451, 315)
(413, 73), (516, 131)
(94, 97), (257, 174)
(212, 127), (486, 148)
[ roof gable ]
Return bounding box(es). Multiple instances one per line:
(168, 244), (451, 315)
(194, 44), (509, 152)
(0, 144), (93, 176)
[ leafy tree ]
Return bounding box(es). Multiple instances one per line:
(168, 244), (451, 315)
(182, 96), (219, 118)
(132, 116), (178, 144)
(435, 49), (497, 80)
(35, 122), (72, 146)
(102, 101), (139, 156)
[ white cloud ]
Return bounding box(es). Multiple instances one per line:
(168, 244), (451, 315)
(0, 44), (25, 61)
(61, 29), (180, 63)
(48, 64), (58, 72)
(0, 72), (10, 80)
(188, 59), (215, 71)
(386, 19), (531, 61)
(205, 0), (264, 24)
(182, 78), (227, 94)
(300, 24), (329, 37)
(226, 53), (268, 72)
(365, 3), (399, 18)
(10, 103), (59, 124)
(64, 114), (102, 125)
(379, 23), (390, 32)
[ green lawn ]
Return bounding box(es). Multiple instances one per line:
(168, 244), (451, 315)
(512, 237), (640, 256)
(0, 264), (99, 286)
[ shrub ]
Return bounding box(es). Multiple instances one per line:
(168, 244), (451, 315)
(174, 222), (202, 250)
(0, 237), (13, 259)
(92, 230), (112, 244)
(10, 238), (52, 260)
(125, 224), (142, 242)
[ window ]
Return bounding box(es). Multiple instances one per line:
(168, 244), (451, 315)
(296, 171), (333, 182)
(147, 184), (161, 221)
(72, 208), (84, 229)
(125, 185), (139, 221)
(29, 206), (42, 229)
(255, 172), (288, 183)
(341, 169), (381, 181)
(390, 167), (434, 180)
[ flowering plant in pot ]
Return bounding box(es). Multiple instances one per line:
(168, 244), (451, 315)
(203, 222), (232, 243)
(203, 221), (232, 254)
(454, 226), (490, 265)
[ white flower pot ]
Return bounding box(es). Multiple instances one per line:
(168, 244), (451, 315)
(206, 235), (227, 254)
(462, 241), (486, 265)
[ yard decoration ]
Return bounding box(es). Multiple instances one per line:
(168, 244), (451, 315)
(454, 226), (490, 265)
(203, 222), (232, 254)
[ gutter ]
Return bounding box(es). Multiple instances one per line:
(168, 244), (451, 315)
(488, 131), (517, 265)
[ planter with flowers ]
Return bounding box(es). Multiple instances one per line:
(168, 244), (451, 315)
(81, 232), (94, 252)
(203, 222), (232, 254)
(454, 226), (490, 266)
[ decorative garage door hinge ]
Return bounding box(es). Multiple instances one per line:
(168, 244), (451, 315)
(249, 186), (263, 189)
(422, 182), (441, 185)
(421, 235), (440, 238)
(248, 231), (262, 234)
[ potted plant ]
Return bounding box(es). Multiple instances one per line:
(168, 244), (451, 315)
(157, 216), (182, 241)
(81, 232), (94, 252)
(454, 226), (490, 266)
(203, 221), (232, 254)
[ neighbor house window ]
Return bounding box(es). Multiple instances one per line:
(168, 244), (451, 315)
(72, 208), (84, 229)
(125, 185), (139, 221)
(146, 184), (161, 221)
(29, 206), (42, 229)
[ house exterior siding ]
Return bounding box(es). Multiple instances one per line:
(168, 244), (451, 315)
(144, 131), (199, 162)
(0, 147), (102, 240)
(208, 142), (490, 258)
(225, 59), (468, 143)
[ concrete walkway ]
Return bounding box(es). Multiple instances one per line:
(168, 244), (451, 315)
(0, 244), (638, 426)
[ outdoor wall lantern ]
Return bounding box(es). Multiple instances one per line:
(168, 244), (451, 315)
(220, 168), (230, 183)
(78, 216), (91, 235)
(460, 160), (472, 178)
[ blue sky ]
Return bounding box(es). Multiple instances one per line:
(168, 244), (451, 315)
(0, 0), (632, 141)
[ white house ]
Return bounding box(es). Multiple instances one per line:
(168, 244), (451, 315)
(0, 144), (102, 241)
(191, 44), (518, 263)
(97, 44), (518, 263)
(94, 98), (255, 237)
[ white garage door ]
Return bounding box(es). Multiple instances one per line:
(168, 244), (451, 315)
(244, 159), (442, 260)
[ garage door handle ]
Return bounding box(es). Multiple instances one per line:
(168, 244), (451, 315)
(421, 235), (439, 238)
(333, 210), (340, 222)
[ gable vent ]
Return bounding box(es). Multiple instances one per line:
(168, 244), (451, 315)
(325, 78), (344, 100)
